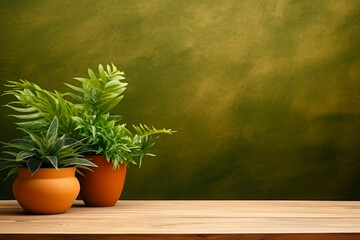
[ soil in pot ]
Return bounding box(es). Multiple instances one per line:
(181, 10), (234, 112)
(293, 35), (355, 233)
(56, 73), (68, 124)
(78, 155), (127, 207)
(12, 167), (80, 214)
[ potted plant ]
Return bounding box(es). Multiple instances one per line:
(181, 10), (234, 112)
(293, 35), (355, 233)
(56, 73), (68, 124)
(0, 117), (96, 214)
(4, 63), (175, 207)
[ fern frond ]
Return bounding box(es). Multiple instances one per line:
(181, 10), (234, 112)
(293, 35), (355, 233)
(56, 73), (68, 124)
(65, 63), (127, 114)
(132, 124), (175, 138)
(3, 80), (79, 135)
(131, 124), (175, 167)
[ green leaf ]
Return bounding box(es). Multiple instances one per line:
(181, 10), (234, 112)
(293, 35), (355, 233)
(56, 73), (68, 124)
(5, 167), (19, 180)
(46, 117), (58, 142)
(139, 154), (144, 167)
(75, 165), (95, 176)
(26, 158), (42, 175)
(17, 151), (34, 161)
(4, 105), (37, 113)
(64, 83), (85, 93)
(9, 112), (42, 120)
(111, 63), (117, 71)
(74, 77), (98, 89)
(99, 95), (123, 113)
(0, 162), (23, 173)
(88, 68), (101, 88)
(100, 92), (122, 102)
(73, 77), (90, 84)
(48, 135), (65, 155)
(16, 119), (49, 130)
(9, 139), (34, 148)
(65, 92), (83, 103)
(98, 64), (108, 83)
(60, 157), (97, 167)
(1, 151), (18, 158)
(45, 156), (58, 169)
(64, 138), (78, 146)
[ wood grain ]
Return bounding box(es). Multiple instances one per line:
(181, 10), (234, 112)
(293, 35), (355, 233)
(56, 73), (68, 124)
(0, 200), (359, 238)
(0, 234), (360, 240)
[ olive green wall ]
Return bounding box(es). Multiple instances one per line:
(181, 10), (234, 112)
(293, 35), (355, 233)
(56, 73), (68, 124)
(1, 0), (360, 200)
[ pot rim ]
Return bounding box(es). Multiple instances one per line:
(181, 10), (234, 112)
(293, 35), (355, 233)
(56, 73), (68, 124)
(17, 167), (76, 179)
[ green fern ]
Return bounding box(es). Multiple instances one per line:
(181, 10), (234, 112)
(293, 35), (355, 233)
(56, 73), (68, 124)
(133, 124), (174, 137)
(72, 113), (175, 168)
(3, 80), (79, 135)
(64, 63), (127, 114)
(131, 124), (175, 167)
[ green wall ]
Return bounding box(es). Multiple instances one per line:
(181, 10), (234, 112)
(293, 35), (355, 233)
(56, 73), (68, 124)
(1, 0), (360, 200)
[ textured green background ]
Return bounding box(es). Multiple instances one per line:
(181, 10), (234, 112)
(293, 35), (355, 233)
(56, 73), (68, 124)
(1, 0), (360, 200)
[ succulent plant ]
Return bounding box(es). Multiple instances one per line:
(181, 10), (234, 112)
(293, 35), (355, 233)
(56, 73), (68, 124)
(0, 117), (96, 178)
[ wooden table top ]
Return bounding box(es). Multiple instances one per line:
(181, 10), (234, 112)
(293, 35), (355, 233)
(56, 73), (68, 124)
(0, 200), (359, 235)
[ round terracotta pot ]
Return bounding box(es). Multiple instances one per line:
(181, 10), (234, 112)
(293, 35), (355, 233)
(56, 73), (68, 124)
(12, 167), (80, 214)
(78, 155), (127, 207)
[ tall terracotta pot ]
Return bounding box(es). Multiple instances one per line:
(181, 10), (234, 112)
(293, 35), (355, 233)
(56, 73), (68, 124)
(78, 155), (127, 207)
(12, 167), (80, 214)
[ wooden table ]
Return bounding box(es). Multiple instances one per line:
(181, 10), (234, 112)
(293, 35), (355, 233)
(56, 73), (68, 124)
(0, 200), (359, 239)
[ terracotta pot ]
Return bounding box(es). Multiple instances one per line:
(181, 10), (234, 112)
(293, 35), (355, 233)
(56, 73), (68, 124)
(78, 155), (127, 207)
(12, 167), (80, 214)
